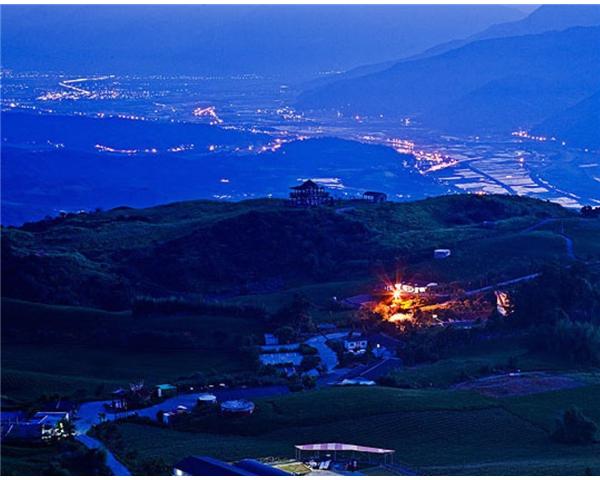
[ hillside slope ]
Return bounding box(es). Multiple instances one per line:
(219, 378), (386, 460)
(2, 194), (571, 309)
(532, 91), (600, 149)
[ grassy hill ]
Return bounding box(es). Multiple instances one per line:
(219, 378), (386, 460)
(2, 194), (574, 310)
(1, 298), (264, 405)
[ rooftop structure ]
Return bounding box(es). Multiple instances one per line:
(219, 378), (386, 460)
(173, 456), (253, 476)
(295, 443), (395, 464)
(343, 333), (368, 355)
(156, 383), (177, 398)
(220, 399), (255, 416)
(173, 456), (291, 476)
(3, 411), (69, 442)
(41, 399), (78, 414)
(234, 459), (291, 476)
(289, 180), (332, 207)
(259, 352), (303, 366)
(434, 248), (451, 259)
(197, 393), (217, 406)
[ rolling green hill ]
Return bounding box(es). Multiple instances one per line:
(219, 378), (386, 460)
(2, 194), (573, 310)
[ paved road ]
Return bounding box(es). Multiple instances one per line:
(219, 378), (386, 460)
(74, 385), (289, 475)
(76, 434), (131, 476)
(134, 385), (289, 420)
(520, 217), (559, 234)
(560, 233), (576, 260)
(464, 272), (541, 296)
(306, 332), (348, 372)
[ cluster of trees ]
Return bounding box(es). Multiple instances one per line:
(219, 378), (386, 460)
(270, 294), (316, 342)
(43, 441), (111, 476)
(506, 264), (600, 364)
(581, 205), (600, 218)
(552, 407), (598, 445)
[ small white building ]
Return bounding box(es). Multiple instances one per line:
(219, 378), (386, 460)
(259, 352), (303, 366)
(434, 249), (451, 259)
(344, 333), (368, 355)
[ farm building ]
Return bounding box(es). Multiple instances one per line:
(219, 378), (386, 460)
(289, 180), (332, 207)
(295, 443), (395, 465)
(3, 411), (69, 442)
(259, 352), (303, 366)
(197, 393), (217, 407)
(220, 399), (255, 416)
(369, 333), (404, 359)
(173, 456), (252, 476)
(343, 333), (368, 355)
(363, 191), (387, 203)
(234, 459), (291, 476)
(173, 456), (290, 476)
(41, 399), (78, 416)
(110, 388), (128, 411)
(156, 383), (177, 398)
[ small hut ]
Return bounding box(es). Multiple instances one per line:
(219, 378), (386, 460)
(197, 393), (217, 407)
(289, 180), (331, 207)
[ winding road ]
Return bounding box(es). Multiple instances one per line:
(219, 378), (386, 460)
(72, 331), (348, 475)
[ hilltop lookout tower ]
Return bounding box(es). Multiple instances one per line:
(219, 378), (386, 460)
(289, 180), (332, 207)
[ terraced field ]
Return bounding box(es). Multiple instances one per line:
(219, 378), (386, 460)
(93, 385), (600, 475)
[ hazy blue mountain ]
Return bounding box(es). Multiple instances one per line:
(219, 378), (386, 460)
(407, 5), (600, 62)
(475, 4), (600, 39)
(304, 5), (600, 89)
(532, 91), (600, 149)
(1, 5), (524, 78)
(298, 26), (600, 134)
(1, 112), (446, 225)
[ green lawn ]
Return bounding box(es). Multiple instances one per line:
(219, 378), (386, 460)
(408, 230), (572, 285)
(383, 342), (588, 388)
(538, 217), (600, 260)
(501, 384), (600, 431)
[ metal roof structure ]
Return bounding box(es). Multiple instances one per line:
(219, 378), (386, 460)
(295, 443), (395, 454)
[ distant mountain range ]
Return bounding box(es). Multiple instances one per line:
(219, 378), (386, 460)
(298, 6), (600, 142)
(532, 91), (600, 149)
(1, 5), (525, 79)
(409, 4), (600, 61)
